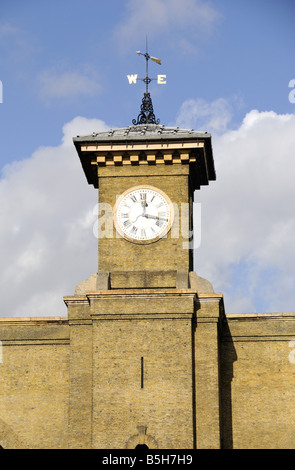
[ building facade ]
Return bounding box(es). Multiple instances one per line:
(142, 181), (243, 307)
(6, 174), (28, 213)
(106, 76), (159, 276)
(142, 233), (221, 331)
(0, 124), (295, 449)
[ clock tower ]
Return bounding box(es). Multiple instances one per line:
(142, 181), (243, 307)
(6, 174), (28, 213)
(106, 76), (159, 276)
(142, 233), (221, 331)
(1, 48), (295, 451)
(64, 51), (224, 450)
(73, 124), (215, 289)
(64, 123), (225, 449)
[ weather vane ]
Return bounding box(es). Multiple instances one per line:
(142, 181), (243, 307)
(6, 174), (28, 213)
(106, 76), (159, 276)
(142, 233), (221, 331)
(127, 38), (166, 125)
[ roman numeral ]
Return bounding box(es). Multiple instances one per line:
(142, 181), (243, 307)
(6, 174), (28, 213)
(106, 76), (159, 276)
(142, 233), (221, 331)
(141, 229), (146, 238)
(156, 219), (164, 227)
(123, 220), (132, 228)
(130, 226), (138, 235)
(130, 195), (137, 203)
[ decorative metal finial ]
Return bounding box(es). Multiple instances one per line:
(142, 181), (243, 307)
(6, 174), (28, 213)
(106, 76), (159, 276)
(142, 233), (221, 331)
(127, 38), (166, 125)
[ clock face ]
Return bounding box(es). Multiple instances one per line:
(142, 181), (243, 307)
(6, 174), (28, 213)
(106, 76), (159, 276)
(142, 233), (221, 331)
(114, 185), (174, 244)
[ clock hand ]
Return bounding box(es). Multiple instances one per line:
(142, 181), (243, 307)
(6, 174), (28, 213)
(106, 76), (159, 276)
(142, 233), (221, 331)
(130, 214), (141, 223)
(131, 201), (148, 223)
(144, 214), (168, 221)
(141, 200), (147, 215)
(130, 208), (147, 223)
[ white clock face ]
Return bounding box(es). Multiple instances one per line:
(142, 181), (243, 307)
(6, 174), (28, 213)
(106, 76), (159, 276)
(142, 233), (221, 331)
(114, 185), (174, 244)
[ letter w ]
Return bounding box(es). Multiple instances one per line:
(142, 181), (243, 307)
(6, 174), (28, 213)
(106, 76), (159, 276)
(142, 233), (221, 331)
(127, 74), (138, 84)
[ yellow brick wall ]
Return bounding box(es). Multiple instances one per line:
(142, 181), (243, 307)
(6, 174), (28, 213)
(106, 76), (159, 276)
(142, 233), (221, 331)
(0, 319), (69, 449)
(97, 165), (192, 273)
(5, 131), (295, 450)
(87, 290), (197, 448)
(92, 317), (194, 449)
(1, 303), (295, 449)
(221, 313), (295, 449)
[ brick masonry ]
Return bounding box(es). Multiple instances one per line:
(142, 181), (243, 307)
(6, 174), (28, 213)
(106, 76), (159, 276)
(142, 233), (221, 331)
(1, 126), (295, 449)
(1, 302), (295, 448)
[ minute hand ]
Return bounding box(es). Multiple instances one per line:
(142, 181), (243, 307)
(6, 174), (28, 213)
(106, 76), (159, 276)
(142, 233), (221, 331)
(144, 214), (168, 221)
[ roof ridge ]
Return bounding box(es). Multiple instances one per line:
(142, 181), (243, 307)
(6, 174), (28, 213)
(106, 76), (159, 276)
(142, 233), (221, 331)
(74, 124), (210, 141)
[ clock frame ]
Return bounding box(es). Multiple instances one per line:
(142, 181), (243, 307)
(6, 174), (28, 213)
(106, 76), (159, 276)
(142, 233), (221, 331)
(113, 185), (174, 245)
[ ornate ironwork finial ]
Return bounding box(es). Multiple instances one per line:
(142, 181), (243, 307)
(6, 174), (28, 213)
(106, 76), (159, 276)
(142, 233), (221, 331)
(127, 37), (166, 125)
(132, 92), (160, 126)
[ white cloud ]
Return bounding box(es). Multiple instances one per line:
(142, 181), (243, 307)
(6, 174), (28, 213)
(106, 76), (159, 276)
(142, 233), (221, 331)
(193, 108), (295, 313)
(0, 22), (37, 65)
(1, 109), (295, 317)
(62, 116), (109, 146)
(176, 97), (233, 133)
(115, 0), (220, 53)
(0, 23), (20, 38)
(0, 117), (109, 317)
(38, 67), (101, 101)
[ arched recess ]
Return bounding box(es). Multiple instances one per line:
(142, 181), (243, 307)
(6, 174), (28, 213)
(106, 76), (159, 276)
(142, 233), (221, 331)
(0, 419), (23, 449)
(125, 426), (158, 449)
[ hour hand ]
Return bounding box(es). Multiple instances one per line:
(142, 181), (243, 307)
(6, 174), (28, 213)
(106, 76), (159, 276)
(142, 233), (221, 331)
(130, 214), (141, 223)
(130, 206), (147, 223)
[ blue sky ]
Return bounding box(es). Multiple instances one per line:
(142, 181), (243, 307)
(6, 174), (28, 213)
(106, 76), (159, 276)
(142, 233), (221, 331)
(1, 0), (294, 164)
(0, 0), (295, 316)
